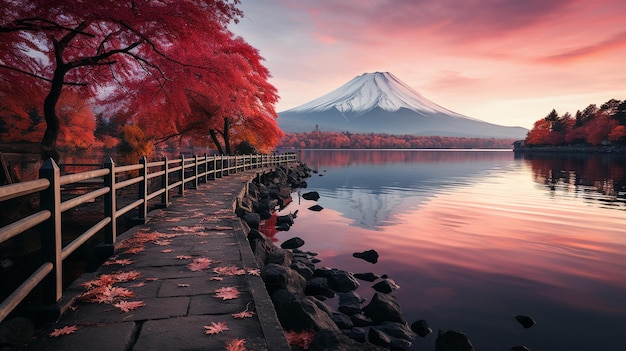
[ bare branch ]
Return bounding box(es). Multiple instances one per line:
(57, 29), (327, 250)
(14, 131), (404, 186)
(0, 64), (87, 86)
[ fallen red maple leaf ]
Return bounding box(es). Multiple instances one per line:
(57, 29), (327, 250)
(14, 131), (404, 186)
(232, 310), (254, 319)
(213, 266), (246, 276)
(113, 300), (146, 312)
(225, 338), (247, 351)
(214, 287), (240, 300)
(188, 257), (212, 271)
(204, 321), (229, 335)
(49, 325), (78, 337)
(103, 258), (133, 266)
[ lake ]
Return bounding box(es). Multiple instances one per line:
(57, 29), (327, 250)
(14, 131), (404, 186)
(272, 149), (626, 351)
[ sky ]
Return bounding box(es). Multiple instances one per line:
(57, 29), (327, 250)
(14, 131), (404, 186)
(229, 0), (626, 129)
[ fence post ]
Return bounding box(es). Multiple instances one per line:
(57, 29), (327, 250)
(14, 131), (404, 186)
(159, 156), (169, 207)
(203, 153), (209, 183)
(216, 155), (222, 178)
(179, 154), (185, 196)
(137, 156), (148, 223)
(103, 157), (116, 245)
(193, 154), (199, 189)
(39, 159), (62, 305)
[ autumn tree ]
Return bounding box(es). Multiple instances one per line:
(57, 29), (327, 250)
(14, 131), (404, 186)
(0, 0), (242, 159)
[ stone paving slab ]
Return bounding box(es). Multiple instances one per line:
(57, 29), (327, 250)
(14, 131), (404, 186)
(26, 168), (290, 351)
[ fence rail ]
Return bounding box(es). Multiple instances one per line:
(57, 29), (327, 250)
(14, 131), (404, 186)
(0, 153), (297, 323)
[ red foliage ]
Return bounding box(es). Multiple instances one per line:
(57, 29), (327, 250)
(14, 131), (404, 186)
(279, 132), (517, 149)
(1, 1), (281, 155)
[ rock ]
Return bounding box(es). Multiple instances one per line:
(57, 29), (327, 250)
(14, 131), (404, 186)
(411, 319), (432, 337)
(435, 329), (474, 351)
(353, 272), (380, 282)
(276, 214), (295, 226)
(512, 346), (530, 351)
(261, 264), (306, 295)
(305, 277), (335, 298)
(371, 321), (416, 342)
(247, 229), (273, 266)
(298, 181), (308, 188)
(241, 212), (260, 229)
(372, 278), (400, 293)
(362, 293), (407, 324)
(271, 290), (339, 332)
(309, 330), (382, 351)
(368, 327), (391, 348)
(515, 315), (536, 329)
(337, 291), (362, 315)
(308, 204), (324, 211)
(353, 249), (379, 264)
(276, 223), (291, 231)
(350, 314), (372, 327)
(290, 261), (314, 280)
(311, 258), (322, 264)
(281, 237), (305, 249)
(332, 312), (354, 329)
(343, 327), (367, 343)
(258, 210), (272, 220)
(314, 268), (360, 293)
(302, 191), (320, 201)
(266, 247), (293, 266)
(307, 251), (318, 256)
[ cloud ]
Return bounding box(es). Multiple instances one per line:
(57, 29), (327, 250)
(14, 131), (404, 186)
(538, 30), (626, 64)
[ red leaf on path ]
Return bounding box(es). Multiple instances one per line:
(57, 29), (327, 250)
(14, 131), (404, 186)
(188, 257), (212, 271)
(209, 277), (224, 281)
(49, 325), (78, 337)
(111, 271), (141, 282)
(246, 269), (261, 276)
(161, 249), (174, 253)
(154, 240), (172, 246)
(225, 338), (247, 351)
(178, 283), (190, 287)
(232, 310), (254, 319)
(103, 258), (133, 266)
(213, 266), (246, 276)
(114, 300), (146, 312)
(204, 321), (229, 335)
(123, 246), (145, 254)
(176, 255), (193, 260)
(214, 287), (240, 300)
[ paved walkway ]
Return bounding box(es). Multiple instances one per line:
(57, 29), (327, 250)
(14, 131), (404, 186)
(26, 169), (290, 351)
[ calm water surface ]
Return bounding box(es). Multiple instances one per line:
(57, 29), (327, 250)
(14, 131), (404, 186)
(273, 149), (626, 351)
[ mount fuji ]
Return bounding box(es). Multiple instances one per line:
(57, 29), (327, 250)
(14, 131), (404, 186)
(278, 72), (528, 139)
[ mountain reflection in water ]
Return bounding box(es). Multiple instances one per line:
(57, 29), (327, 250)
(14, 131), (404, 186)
(276, 149), (626, 351)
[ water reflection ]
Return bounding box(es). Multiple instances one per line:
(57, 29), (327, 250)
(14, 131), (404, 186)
(519, 153), (626, 210)
(298, 149), (515, 229)
(278, 150), (626, 351)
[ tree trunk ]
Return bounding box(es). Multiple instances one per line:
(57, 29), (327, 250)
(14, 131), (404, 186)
(209, 129), (225, 155)
(223, 117), (231, 155)
(40, 64), (67, 161)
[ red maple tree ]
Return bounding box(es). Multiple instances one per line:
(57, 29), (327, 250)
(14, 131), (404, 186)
(1, 1), (280, 159)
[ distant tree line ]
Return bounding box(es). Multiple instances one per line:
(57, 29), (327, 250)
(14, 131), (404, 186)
(279, 132), (516, 149)
(525, 98), (626, 146)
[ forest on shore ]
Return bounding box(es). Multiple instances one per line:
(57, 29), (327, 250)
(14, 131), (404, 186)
(524, 98), (626, 147)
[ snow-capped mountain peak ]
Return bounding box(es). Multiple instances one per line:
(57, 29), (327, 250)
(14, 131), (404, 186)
(284, 71), (468, 118)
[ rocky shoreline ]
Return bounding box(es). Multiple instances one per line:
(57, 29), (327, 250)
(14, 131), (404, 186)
(236, 162), (479, 351)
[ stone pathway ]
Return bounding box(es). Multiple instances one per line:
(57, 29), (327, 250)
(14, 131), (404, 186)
(26, 169), (290, 351)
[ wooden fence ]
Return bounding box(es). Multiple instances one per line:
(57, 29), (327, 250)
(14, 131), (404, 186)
(0, 153), (297, 323)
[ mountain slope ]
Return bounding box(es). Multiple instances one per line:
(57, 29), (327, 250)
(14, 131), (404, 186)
(278, 72), (528, 139)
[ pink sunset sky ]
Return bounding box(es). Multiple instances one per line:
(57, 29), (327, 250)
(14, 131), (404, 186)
(230, 0), (626, 129)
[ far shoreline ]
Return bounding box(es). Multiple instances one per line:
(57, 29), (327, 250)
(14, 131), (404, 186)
(513, 145), (626, 154)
